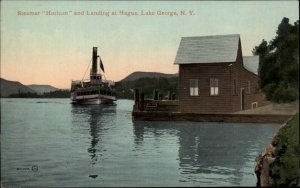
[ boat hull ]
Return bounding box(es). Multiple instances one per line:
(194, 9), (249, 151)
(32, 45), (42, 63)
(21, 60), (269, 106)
(71, 93), (116, 105)
(71, 98), (101, 105)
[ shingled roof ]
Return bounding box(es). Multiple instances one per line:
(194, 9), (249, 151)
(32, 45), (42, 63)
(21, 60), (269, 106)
(174, 34), (240, 64)
(243, 56), (259, 75)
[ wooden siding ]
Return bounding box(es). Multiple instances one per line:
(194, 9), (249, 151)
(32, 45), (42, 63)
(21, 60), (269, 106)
(178, 39), (270, 113)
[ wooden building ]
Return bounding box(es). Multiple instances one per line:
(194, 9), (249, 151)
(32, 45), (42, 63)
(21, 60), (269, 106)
(174, 34), (270, 114)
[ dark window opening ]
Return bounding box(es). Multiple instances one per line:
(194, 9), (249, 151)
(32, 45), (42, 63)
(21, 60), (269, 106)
(233, 79), (237, 95)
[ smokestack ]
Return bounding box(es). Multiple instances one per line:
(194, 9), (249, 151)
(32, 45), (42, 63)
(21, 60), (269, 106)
(91, 47), (98, 74)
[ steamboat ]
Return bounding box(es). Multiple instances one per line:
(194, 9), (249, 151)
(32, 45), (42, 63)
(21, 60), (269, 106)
(70, 47), (117, 104)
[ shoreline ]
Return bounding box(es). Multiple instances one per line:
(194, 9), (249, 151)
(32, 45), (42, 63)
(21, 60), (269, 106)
(254, 113), (299, 186)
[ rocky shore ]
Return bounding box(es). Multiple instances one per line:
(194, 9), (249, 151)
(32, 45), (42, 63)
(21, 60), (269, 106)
(255, 141), (277, 186)
(255, 113), (299, 186)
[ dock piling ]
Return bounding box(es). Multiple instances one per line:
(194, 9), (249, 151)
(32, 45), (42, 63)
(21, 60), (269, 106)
(139, 92), (145, 111)
(134, 89), (140, 111)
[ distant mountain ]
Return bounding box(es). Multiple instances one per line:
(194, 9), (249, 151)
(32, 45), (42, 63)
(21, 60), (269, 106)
(116, 72), (178, 99)
(27, 84), (58, 94)
(0, 78), (36, 97)
(119, 71), (178, 82)
(1, 71), (178, 98)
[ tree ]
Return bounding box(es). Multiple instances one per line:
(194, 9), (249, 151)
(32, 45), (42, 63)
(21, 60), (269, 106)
(253, 17), (299, 103)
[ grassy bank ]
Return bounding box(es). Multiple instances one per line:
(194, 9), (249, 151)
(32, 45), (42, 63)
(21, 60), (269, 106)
(270, 113), (299, 186)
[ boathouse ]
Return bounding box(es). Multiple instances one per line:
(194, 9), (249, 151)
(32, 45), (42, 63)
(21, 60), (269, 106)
(174, 34), (269, 114)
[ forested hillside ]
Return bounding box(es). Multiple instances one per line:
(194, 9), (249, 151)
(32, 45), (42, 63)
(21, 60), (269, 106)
(115, 76), (178, 99)
(2, 72), (178, 99)
(253, 17), (299, 103)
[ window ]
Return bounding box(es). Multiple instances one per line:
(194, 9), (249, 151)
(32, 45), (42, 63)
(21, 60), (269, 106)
(233, 79), (237, 95)
(190, 79), (199, 96)
(247, 81), (251, 94)
(252, 102), (258, 109)
(210, 78), (219, 96)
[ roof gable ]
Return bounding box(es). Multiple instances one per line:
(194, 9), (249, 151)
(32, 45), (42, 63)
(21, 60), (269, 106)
(174, 34), (240, 64)
(243, 56), (259, 75)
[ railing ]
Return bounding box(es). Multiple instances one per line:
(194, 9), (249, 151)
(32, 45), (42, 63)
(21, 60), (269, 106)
(72, 79), (115, 85)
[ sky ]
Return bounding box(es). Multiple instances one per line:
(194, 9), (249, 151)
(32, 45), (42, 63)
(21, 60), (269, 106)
(1, 1), (299, 89)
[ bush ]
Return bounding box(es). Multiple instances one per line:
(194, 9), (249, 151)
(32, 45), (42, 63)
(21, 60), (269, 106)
(263, 83), (277, 101)
(270, 113), (300, 186)
(271, 81), (299, 103)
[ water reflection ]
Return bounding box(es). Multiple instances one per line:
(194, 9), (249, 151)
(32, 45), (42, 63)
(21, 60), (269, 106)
(133, 122), (144, 145)
(133, 121), (269, 185)
(71, 104), (116, 165)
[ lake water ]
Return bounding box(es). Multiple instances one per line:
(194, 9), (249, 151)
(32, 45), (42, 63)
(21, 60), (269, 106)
(1, 98), (281, 187)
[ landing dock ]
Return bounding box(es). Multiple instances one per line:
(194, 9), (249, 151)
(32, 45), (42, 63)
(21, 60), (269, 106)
(132, 90), (298, 124)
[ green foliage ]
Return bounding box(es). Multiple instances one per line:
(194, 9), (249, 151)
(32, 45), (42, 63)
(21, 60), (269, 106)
(270, 113), (300, 186)
(263, 81), (299, 103)
(253, 17), (299, 103)
(8, 89), (70, 98)
(272, 81), (299, 103)
(115, 76), (178, 99)
(8, 91), (39, 98)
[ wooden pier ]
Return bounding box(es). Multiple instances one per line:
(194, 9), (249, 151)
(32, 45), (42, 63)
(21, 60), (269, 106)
(132, 89), (296, 124)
